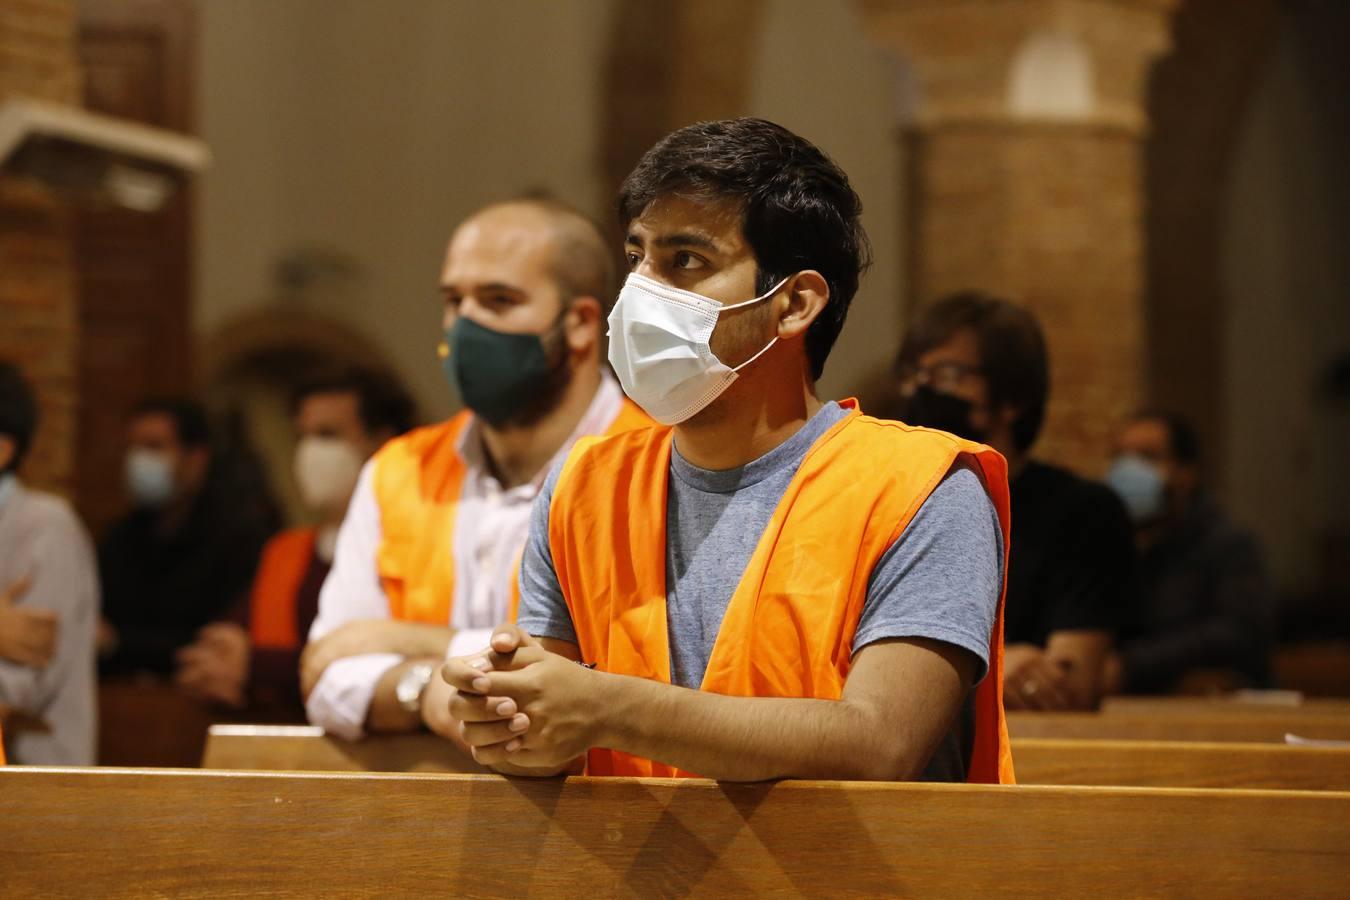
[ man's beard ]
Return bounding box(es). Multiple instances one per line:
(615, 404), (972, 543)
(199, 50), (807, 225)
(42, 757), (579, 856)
(493, 327), (575, 430)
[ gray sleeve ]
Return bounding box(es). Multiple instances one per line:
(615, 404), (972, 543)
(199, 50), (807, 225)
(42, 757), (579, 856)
(514, 460), (580, 646)
(853, 460), (1004, 683)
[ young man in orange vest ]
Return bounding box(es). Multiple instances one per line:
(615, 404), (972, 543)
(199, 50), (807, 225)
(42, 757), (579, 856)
(174, 367), (413, 720)
(304, 199), (651, 742)
(442, 119), (1015, 783)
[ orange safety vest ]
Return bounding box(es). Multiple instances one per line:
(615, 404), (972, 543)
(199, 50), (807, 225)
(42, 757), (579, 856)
(249, 527), (319, 650)
(548, 400), (1015, 784)
(0, 722), (5, 765)
(372, 399), (654, 626)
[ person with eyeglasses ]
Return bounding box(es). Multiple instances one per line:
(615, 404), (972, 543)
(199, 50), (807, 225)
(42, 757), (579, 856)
(889, 292), (1134, 711)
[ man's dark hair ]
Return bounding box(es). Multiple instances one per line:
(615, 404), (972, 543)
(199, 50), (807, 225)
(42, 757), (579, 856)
(0, 362), (38, 474)
(895, 291), (1050, 453)
(618, 118), (871, 380)
(130, 397), (213, 449)
(1135, 410), (1201, 465)
(290, 366), (416, 438)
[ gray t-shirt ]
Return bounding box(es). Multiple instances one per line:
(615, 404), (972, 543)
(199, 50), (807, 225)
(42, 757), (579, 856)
(517, 401), (1003, 781)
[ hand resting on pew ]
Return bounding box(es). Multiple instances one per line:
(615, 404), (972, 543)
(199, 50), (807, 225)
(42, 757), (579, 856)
(441, 623), (979, 782)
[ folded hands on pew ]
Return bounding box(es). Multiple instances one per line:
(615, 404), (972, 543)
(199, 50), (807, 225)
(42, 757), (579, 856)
(175, 622), (250, 707)
(440, 626), (593, 776)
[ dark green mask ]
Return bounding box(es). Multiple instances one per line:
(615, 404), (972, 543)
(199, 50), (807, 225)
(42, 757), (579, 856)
(442, 317), (566, 426)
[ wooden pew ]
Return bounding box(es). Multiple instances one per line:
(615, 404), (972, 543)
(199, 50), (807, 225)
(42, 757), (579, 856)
(204, 726), (1350, 792)
(3, 766), (1349, 897)
(1014, 738), (1350, 790)
(202, 724), (487, 773)
(1009, 710), (1350, 743)
(1101, 695), (1350, 716)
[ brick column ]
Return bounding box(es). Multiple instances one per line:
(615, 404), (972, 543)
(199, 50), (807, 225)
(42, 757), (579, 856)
(859, 0), (1176, 473)
(0, 0), (81, 494)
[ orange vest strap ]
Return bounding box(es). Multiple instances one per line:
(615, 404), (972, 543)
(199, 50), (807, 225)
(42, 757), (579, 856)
(548, 404), (1014, 784)
(249, 528), (318, 650)
(375, 398), (654, 627)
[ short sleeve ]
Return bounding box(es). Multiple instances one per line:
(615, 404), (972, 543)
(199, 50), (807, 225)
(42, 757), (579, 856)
(853, 461), (1004, 682)
(514, 460), (579, 646)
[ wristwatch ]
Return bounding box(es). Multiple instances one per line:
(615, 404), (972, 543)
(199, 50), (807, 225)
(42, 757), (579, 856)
(395, 662), (437, 715)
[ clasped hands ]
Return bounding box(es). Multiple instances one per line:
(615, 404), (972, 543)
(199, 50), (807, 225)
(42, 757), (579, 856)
(439, 625), (601, 774)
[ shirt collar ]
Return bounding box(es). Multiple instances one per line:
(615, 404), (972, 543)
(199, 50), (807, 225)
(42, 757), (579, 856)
(457, 373), (625, 495)
(0, 473), (16, 511)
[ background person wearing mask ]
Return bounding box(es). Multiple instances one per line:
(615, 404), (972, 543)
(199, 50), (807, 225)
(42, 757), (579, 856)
(175, 367), (414, 720)
(889, 292), (1134, 711)
(303, 198), (650, 743)
(0, 362), (99, 765)
(98, 399), (270, 675)
(1104, 413), (1274, 693)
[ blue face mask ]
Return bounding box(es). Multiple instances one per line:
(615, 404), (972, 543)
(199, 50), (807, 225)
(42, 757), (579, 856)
(1106, 455), (1165, 524)
(125, 448), (176, 508)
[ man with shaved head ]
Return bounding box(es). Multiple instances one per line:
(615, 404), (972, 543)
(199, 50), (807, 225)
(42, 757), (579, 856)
(303, 199), (650, 746)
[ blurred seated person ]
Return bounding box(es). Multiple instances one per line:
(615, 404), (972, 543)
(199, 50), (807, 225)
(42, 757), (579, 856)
(175, 367), (414, 719)
(98, 398), (270, 675)
(1104, 413), (1274, 693)
(0, 362), (99, 764)
(890, 292), (1133, 710)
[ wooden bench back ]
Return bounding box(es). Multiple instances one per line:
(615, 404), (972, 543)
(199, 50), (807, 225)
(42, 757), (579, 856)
(1014, 738), (1350, 790)
(1009, 710), (1350, 743)
(3, 767), (1348, 897)
(202, 726), (1350, 791)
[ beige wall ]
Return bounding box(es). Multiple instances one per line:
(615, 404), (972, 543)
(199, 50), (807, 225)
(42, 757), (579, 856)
(1221, 13), (1350, 593)
(195, 0), (617, 421)
(748, 0), (905, 403)
(196, 0), (905, 421)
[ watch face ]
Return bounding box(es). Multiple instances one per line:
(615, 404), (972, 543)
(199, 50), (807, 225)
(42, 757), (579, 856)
(398, 663), (434, 711)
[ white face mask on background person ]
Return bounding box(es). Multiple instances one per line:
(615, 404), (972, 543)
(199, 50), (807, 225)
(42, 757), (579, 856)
(293, 435), (364, 514)
(606, 272), (790, 425)
(125, 448), (176, 508)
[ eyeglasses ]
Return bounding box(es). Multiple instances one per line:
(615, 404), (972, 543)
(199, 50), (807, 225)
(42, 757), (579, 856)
(897, 361), (984, 395)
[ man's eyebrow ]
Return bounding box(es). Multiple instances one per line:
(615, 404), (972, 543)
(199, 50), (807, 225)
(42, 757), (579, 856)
(635, 231), (723, 252)
(439, 281), (525, 294)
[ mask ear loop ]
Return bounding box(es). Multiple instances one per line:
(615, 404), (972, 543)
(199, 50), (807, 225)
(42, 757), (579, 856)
(731, 336), (779, 373)
(723, 274), (792, 372)
(719, 275), (793, 312)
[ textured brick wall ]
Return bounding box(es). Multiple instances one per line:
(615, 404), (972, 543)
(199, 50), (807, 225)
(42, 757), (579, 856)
(0, 0), (80, 495)
(908, 123), (1145, 474)
(0, 0), (80, 104)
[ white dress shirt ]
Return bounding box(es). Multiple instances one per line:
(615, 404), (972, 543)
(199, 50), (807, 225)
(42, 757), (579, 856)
(305, 376), (627, 739)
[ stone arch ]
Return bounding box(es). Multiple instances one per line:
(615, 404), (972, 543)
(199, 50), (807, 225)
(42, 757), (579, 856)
(197, 309), (417, 526)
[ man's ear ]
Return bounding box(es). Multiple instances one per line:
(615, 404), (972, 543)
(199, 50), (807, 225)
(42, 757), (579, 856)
(0, 435), (15, 474)
(564, 295), (604, 355)
(777, 271), (830, 341)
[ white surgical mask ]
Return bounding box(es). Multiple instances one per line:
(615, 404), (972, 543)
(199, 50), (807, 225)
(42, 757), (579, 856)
(125, 449), (176, 508)
(607, 272), (789, 425)
(1106, 454), (1165, 524)
(293, 436), (364, 514)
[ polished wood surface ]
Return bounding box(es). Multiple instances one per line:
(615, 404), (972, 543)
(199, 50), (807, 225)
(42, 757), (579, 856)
(3, 767), (1349, 897)
(202, 725), (486, 774)
(1015, 738), (1350, 790)
(203, 726), (1350, 792)
(1101, 695), (1350, 716)
(1009, 710), (1350, 743)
